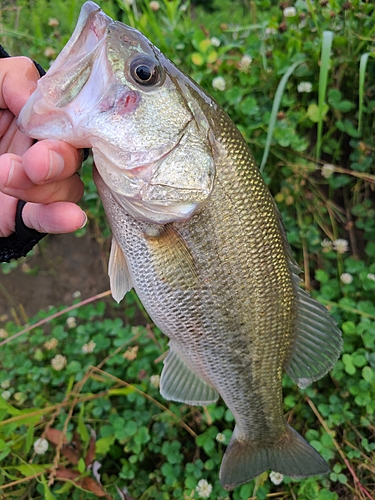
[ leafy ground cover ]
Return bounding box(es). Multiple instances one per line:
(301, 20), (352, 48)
(1, 0), (375, 498)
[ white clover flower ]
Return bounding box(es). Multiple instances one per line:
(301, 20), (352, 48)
(51, 354), (67, 371)
(44, 47), (56, 58)
(33, 438), (49, 455)
(269, 471), (284, 485)
(321, 238), (333, 250)
(48, 17), (59, 27)
(216, 432), (226, 443)
(265, 27), (277, 36)
(123, 346), (139, 361)
(367, 273), (375, 282)
(284, 6), (297, 17)
(14, 392), (25, 403)
(321, 163), (335, 178)
(196, 479), (213, 498)
(1, 380), (10, 389)
(0, 329), (8, 339)
(212, 76), (226, 91)
(44, 338), (58, 350)
(1, 390), (11, 401)
(150, 374), (160, 388)
(238, 54), (252, 71)
(72, 290), (81, 299)
(149, 1), (160, 11)
(210, 37), (221, 47)
(297, 81), (313, 93)
(340, 273), (353, 284)
(333, 239), (349, 254)
(82, 340), (96, 353)
(66, 317), (77, 329)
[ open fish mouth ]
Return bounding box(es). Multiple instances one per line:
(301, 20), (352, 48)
(17, 4), (113, 143)
(39, 2), (112, 83)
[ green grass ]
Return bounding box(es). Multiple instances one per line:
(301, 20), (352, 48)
(316, 30), (333, 161)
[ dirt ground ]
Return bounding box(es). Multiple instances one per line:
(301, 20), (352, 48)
(0, 228), (111, 324)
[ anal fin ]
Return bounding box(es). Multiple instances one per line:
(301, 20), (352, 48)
(160, 344), (219, 406)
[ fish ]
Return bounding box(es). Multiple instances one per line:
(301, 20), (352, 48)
(18, 1), (342, 490)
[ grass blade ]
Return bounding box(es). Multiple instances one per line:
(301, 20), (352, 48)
(358, 52), (370, 135)
(316, 30), (334, 161)
(260, 59), (304, 172)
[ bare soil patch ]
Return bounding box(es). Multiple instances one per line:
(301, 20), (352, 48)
(0, 229), (110, 323)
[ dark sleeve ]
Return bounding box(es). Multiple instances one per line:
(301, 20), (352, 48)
(0, 44), (47, 263)
(0, 231), (47, 263)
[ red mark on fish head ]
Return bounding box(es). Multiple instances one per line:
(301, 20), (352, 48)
(98, 90), (139, 114)
(121, 35), (138, 46)
(98, 94), (116, 113)
(115, 90), (139, 115)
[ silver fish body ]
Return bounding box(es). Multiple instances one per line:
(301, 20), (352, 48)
(18, 2), (342, 489)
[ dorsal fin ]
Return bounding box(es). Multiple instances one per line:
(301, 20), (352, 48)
(285, 273), (342, 388)
(273, 200), (342, 388)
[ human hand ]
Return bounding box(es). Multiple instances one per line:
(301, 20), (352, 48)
(0, 56), (87, 237)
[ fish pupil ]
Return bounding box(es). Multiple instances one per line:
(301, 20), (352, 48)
(136, 65), (152, 81)
(130, 57), (160, 86)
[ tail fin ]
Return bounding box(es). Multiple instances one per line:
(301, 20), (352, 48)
(220, 424), (329, 490)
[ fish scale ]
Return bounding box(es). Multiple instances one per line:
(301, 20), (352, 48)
(18, 1), (342, 490)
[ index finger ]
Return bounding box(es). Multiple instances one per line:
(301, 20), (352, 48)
(0, 57), (39, 116)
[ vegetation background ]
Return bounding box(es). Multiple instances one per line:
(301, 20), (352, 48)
(1, 0), (375, 499)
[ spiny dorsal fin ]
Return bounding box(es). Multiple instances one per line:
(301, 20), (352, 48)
(160, 342), (219, 406)
(108, 236), (133, 303)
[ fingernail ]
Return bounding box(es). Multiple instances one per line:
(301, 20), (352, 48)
(7, 158), (22, 187)
(47, 151), (65, 180)
(79, 211), (88, 229)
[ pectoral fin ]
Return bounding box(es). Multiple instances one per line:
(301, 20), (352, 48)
(160, 343), (219, 406)
(108, 236), (133, 303)
(143, 223), (198, 290)
(285, 283), (342, 388)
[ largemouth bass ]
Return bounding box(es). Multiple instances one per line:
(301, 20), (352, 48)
(18, 1), (342, 490)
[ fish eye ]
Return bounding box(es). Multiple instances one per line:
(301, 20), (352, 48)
(130, 57), (160, 86)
